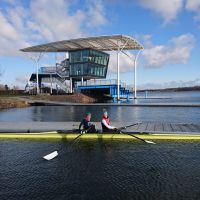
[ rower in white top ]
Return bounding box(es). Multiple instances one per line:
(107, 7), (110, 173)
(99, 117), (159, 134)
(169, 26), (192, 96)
(101, 110), (118, 133)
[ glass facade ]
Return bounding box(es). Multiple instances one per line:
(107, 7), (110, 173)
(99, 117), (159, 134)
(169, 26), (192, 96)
(69, 49), (109, 78)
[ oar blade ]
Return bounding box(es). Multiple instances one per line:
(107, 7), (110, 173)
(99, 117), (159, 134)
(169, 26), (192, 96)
(145, 140), (156, 144)
(43, 151), (58, 160)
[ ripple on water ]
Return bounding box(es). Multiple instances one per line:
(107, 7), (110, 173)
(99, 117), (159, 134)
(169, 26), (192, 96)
(1, 140), (200, 200)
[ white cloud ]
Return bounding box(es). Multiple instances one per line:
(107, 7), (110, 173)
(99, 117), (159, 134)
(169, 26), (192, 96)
(185, 0), (200, 21)
(108, 51), (136, 73)
(15, 75), (29, 84)
(138, 78), (200, 90)
(0, 10), (30, 56)
(87, 0), (108, 27)
(142, 34), (195, 68)
(139, 34), (153, 48)
(14, 74), (31, 89)
(29, 0), (86, 41)
(138, 0), (183, 24)
(107, 33), (195, 73)
(0, 0), (108, 56)
(185, 0), (200, 11)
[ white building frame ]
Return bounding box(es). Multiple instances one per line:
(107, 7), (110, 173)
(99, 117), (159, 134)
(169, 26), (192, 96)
(21, 35), (144, 99)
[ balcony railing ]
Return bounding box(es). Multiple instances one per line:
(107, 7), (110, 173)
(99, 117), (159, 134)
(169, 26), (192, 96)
(39, 66), (69, 77)
(77, 79), (127, 88)
(39, 66), (57, 74)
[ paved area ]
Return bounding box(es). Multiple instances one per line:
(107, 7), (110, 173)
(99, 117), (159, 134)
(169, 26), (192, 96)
(28, 100), (200, 107)
(0, 122), (199, 134)
(17, 97), (200, 107)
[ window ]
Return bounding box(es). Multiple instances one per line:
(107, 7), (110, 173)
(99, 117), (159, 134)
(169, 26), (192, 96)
(83, 63), (88, 75)
(82, 50), (89, 62)
(70, 64), (83, 76)
(69, 49), (109, 78)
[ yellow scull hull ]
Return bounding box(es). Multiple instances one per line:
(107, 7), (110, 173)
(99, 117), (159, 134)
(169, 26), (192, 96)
(0, 132), (200, 141)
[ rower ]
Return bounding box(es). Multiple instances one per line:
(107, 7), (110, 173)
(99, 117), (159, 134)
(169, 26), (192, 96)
(101, 110), (117, 133)
(79, 112), (97, 133)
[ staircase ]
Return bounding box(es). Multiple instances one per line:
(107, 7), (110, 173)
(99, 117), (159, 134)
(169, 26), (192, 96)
(42, 77), (70, 93)
(53, 77), (70, 93)
(39, 62), (70, 93)
(56, 63), (69, 78)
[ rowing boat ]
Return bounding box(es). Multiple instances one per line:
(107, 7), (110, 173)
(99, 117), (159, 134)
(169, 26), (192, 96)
(0, 132), (200, 140)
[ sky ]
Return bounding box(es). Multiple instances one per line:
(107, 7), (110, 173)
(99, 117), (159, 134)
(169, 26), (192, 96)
(0, 0), (199, 89)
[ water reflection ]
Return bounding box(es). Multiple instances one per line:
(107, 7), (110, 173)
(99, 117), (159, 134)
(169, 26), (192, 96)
(0, 105), (199, 123)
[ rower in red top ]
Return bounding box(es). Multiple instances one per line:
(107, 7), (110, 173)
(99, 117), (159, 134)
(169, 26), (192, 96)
(101, 109), (117, 133)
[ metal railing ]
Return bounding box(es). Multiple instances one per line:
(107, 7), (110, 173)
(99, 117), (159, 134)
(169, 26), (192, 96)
(42, 77), (70, 93)
(77, 79), (126, 87)
(39, 66), (57, 73)
(77, 79), (114, 86)
(39, 65), (69, 78)
(56, 65), (69, 78)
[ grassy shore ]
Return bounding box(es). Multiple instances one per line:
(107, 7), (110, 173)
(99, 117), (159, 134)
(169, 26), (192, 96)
(0, 97), (28, 110)
(0, 92), (111, 110)
(27, 93), (103, 103)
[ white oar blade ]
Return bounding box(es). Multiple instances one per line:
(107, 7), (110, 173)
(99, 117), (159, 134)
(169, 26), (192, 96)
(145, 140), (156, 144)
(43, 151), (58, 160)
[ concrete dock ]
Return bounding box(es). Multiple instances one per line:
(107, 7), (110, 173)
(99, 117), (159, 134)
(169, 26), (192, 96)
(0, 122), (199, 134)
(15, 97), (200, 107)
(27, 99), (200, 107)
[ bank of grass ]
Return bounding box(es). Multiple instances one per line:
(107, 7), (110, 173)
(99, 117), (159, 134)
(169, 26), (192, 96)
(28, 93), (101, 103)
(0, 93), (109, 110)
(0, 96), (28, 110)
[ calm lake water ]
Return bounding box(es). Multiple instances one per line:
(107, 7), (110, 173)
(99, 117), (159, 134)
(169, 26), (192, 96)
(135, 90), (200, 104)
(1, 140), (200, 200)
(0, 91), (200, 200)
(0, 105), (200, 123)
(1, 90), (200, 124)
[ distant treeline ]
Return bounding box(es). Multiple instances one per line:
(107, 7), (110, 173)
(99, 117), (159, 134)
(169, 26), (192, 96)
(138, 86), (200, 92)
(0, 90), (25, 95)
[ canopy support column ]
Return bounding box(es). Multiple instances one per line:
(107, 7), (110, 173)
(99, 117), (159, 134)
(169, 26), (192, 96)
(134, 50), (141, 99)
(81, 77), (84, 86)
(25, 52), (43, 95)
(117, 48), (120, 101)
(50, 74), (53, 94)
(36, 61), (40, 94)
(70, 78), (73, 93)
(119, 49), (142, 100)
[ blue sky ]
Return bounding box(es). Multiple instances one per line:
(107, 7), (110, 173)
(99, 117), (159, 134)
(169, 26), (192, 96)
(0, 0), (199, 89)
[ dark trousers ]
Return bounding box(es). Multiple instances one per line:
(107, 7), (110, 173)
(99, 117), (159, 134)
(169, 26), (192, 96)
(87, 125), (97, 133)
(102, 128), (118, 133)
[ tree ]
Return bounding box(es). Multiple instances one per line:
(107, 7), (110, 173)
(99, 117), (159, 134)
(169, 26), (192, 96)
(4, 85), (9, 91)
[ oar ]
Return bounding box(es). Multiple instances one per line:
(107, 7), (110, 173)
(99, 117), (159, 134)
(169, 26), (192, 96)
(43, 128), (91, 161)
(119, 130), (156, 144)
(118, 122), (141, 131)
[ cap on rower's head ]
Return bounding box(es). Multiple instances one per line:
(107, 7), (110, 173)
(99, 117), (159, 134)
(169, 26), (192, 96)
(103, 109), (108, 116)
(85, 112), (91, 117)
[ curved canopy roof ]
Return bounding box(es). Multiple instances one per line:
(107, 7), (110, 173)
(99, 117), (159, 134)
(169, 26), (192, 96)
(20, 35), (144, 52)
